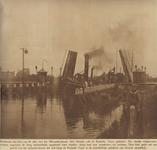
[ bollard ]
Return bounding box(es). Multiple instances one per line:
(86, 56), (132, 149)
(93, 86), (96, 92)
(128, 105), (136, 137)
(87, 87), (90, 93)
(75, 88), (79, 95)
(91, 86), (93, 92)
(20, 84), (22, 87)
(32, 83), (34, 87)
(84, 87), (87, 93)
(79, 88), (83, 94)
(14, 84), (16, 88)
(78, 88), (80, 94)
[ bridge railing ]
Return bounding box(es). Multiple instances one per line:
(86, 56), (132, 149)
(75, 84), (115, 95)
(0, 82), (50, 89)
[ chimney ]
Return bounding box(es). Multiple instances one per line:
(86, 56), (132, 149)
(84, 54), (89, 81)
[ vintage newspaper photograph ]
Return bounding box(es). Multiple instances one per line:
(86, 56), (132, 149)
(0, 0), (157, 147)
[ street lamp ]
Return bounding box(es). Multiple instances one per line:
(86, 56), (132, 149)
(21, 48), (28, 85)
(42, 59), (47, 70)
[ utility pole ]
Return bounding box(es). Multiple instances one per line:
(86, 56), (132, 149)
(21, 48), (28, 85)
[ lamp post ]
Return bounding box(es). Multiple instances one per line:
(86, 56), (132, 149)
(42, 59), (47, 69)
(21, 48), (28, 85)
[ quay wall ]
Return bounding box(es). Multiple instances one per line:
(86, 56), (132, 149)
(0, 82), (52, 95)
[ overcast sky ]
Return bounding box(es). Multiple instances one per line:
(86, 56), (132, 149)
(0, 0), (157, 76)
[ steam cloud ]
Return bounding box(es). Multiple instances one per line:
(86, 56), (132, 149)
(85, 46), (113, 71)
(85, 16), (148, 74)
(107, 17), (148, 69)
(85, 47), (104, 60)
(108, 17), (146, 56)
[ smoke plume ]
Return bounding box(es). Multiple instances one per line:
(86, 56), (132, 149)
(107, 16), (149, 70)
(108, 17), (146, 56)
(85, 46), (113, 71)
(85, 16), (149, 74)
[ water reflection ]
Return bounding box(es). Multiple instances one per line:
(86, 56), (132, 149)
(36, 91), (47, 116)
(21, 95), (25, 138)
(97, 101), (144, 139)
(62, 94), (124, 138)
(1, 90), (124, 139)
(82, 106), (89, 129)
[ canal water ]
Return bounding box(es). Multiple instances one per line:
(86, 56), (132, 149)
(1, 90), (124, 139)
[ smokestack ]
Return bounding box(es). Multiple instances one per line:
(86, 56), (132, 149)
(135, 65), (137, 69)
(141, 66), (143, 70)
(51, 67), (53, 76)
(35, 66), (38, 74)
(84, 54), (89, 81)
(91, 67), (94, 81)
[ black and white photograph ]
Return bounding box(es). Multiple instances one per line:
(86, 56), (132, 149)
(0, 0), (157, 141)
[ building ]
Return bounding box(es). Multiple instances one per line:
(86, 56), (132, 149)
(0, 67), (15, 81)
(133, 68), (145, 83)
(37, 68), (47, 83)
(16, 68), (30, 78)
